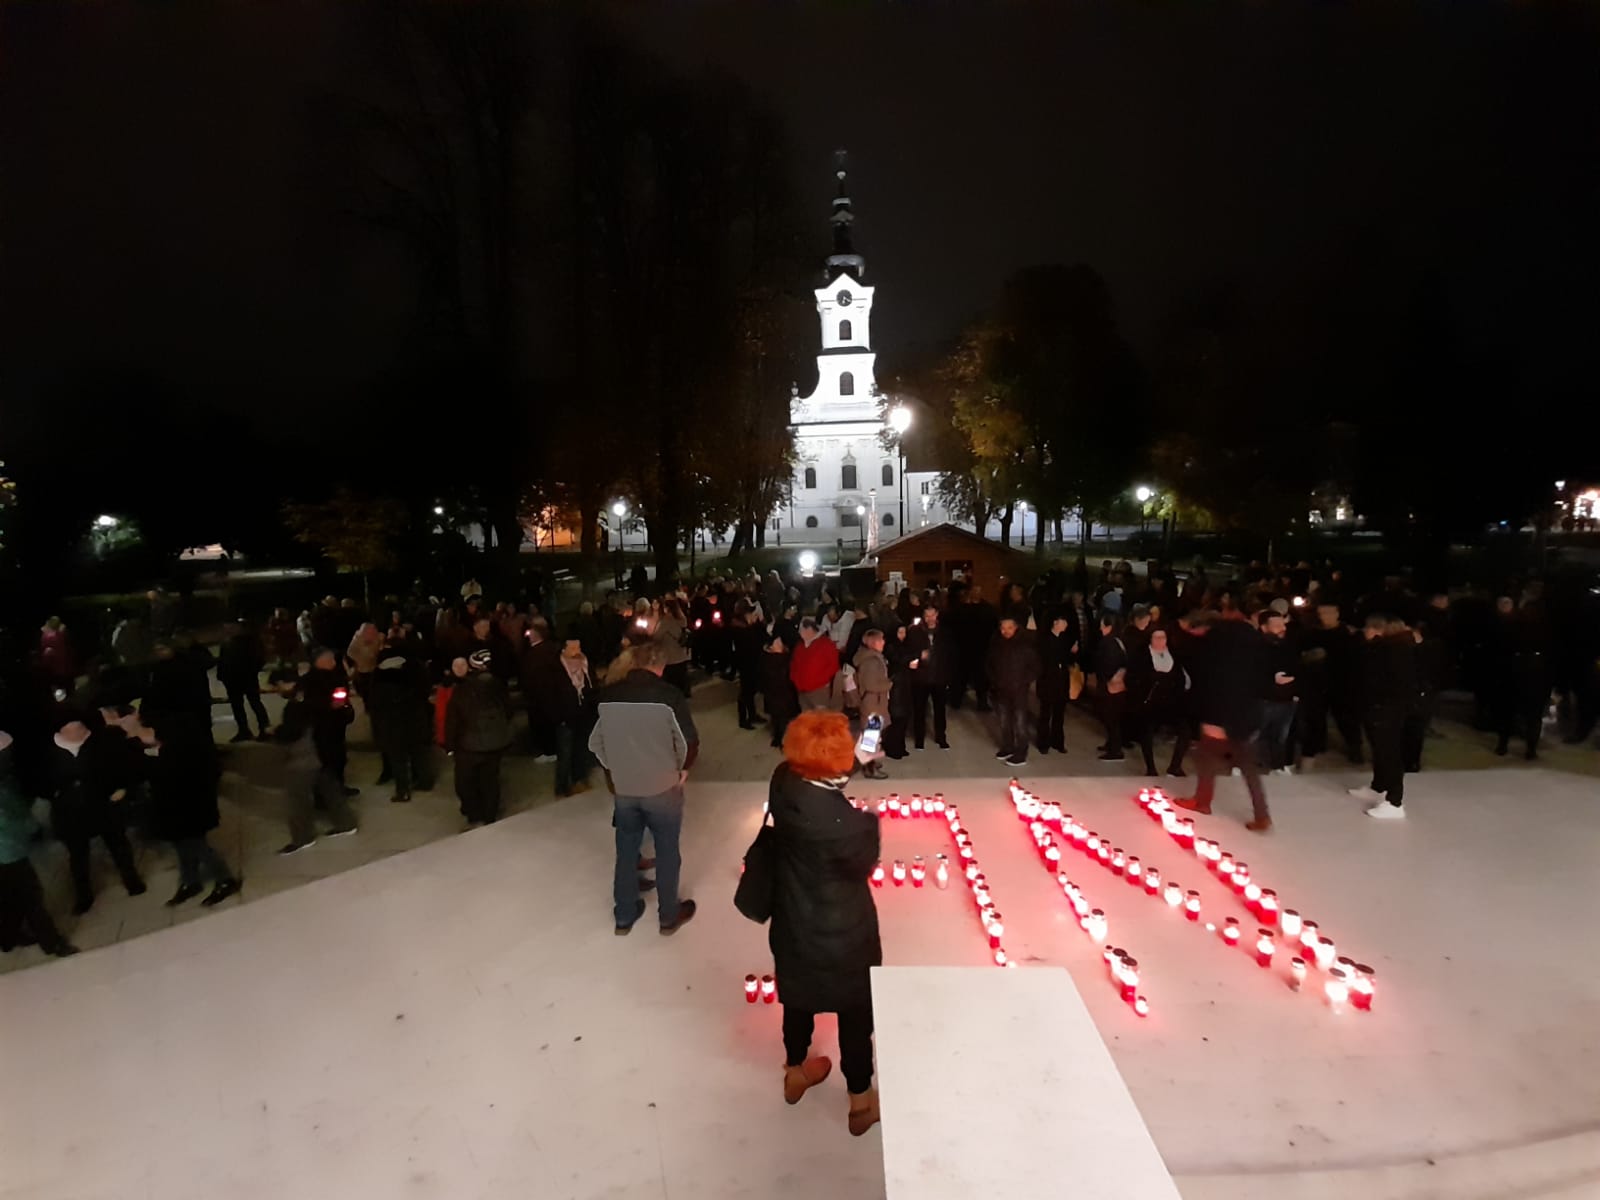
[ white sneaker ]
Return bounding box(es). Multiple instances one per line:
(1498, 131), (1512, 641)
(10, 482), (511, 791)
(1347, 786), (1384, 801)
(1274, 766), (1294, 777)
(1366, 802), (1405, 820)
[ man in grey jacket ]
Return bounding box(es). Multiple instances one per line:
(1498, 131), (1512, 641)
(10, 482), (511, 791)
(589, 640), (700, 936)
(852, 629), (892, 780)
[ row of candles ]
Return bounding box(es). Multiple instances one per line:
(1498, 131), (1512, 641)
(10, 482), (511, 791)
(1131, 786), (1376, 1011)
(1017, 808), (1150, 1015)
(1007, 782), (1375, 1012)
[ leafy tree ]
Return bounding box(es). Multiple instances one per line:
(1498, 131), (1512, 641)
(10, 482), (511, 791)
(283, 489), (408, 606)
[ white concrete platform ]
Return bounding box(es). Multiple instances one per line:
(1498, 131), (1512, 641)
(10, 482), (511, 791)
(874, 966), (1181, 1199)
(2, 769), (1598, 1199)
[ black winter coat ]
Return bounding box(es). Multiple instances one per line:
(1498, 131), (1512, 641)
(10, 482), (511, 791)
(766, 763), (882, 1013)
(367, 654), (431, 749)
(1037, 630), (1075, 701)
(148, 717), (221, 840)
(761, 650), (798, 720)
(1191, 619), (1268, 740)
(446, 670), (513, 753)
(987, 631), (1041, 696)
(904, 623), (955, 687)
(50, 728), (137, 840)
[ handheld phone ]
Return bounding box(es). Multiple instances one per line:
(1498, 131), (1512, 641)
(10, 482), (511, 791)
(857, 713), (883, 756)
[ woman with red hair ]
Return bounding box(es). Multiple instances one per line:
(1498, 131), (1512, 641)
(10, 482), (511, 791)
(767, 708), (882, 1136)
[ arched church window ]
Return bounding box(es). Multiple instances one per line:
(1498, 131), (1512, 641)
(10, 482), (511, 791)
(840, 371), (855, 396)
(883, 513), (895, 527)
(839, 319), (853, 341)
(882, 463), (893, 486)
(803, 467), (817, 489)
(805, 515), (819, 528)
(841, 463), (858, 490)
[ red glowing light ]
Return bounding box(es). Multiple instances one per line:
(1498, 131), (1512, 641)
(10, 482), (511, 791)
(744, 974), (759, 1003)
(1133, 995), (1150, 1017)
(761, 975), (777, 1003)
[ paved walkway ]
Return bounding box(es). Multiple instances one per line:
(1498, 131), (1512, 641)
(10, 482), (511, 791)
(2, 675), (1592, 975)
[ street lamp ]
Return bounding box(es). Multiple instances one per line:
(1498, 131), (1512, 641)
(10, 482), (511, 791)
(95, 514), (118, 529)
(611, 500), (628, 582)
(889, 405), (913, 536)
(433, 504), (445, 516)
(855, 504), (866, 556)
(1018, 499), (1029, 545)
(798, 550), (818, 575)
(1134, 486), (1154, 538)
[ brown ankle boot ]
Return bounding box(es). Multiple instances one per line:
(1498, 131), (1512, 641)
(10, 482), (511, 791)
(783, 1056), (832, 1105)
(847, 1087), (880, 1136)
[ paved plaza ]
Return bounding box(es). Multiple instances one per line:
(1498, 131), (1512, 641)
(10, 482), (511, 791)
(2, 681), (1598, 1198)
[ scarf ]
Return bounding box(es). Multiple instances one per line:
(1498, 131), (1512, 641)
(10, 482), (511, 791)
(561, 653), (590, 694)
(1150, 648), (1176, 674)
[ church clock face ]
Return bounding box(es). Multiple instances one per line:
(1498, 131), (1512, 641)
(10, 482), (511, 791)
(836, 290), (852, 306)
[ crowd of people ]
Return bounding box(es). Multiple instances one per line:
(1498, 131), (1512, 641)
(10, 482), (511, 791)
(1, 556), (1594, 1131)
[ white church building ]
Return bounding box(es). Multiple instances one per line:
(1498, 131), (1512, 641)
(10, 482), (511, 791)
(783, 157), (946, 554)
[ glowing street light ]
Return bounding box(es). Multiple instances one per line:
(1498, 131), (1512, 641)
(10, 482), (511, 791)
(1135, 486), (1153, 503)
(798, 550), (818, 574)
(611, 501), (628, 563)
(95, 514), (118, 529)
(433, 505), (445, 516)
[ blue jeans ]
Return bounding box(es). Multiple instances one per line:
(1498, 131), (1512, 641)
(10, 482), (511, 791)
(1258, 700), (1298, 770)
(614, 788), (684, 927)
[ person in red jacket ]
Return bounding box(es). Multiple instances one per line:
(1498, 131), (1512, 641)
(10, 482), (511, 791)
(790, 618), (841, 711)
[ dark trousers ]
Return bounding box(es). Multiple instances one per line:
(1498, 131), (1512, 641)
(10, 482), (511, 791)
(1098, 692), (1127, 756)
(770, 706), (795, 748)
(380, 737), (434, 799)
(1257, 700), (1298, 770)
(993, 690), (1031, 758)
(613, 788), (684, 927)
(1494, 699), (1543, 758)
(0, 859), (71, 954)
(1403, 695), (1434, 772)
(227, 686), (269, 736)
(1366, 713), (1406, 806)
(173, 835), (233, 888)
(1037, 694), (1067, 751)
(555, 721), (591, 795)
(1304, 687), (1362, 761)
(783, 1002), (875, 1095)
(455, 750), (504, 823)
(950, 661), (989, 711)
(526, 710), (558, 758)
(289, 765), (356, 844)
(1138, 713), (1191, 775)
(911, 683), (947, 748)
(883, 714), (907, 758)
(63, 826), (143, 907)
(737, 674), (760, 726)
(1191, 734), (1269, 823)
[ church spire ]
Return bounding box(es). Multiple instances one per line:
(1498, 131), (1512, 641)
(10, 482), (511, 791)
(825, 149), (866, 282)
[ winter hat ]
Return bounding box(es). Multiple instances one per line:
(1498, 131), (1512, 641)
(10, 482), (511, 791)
(1269, 597), (1291, 616)
(468, 648), (493, 672)
(377, 655), (407, 671)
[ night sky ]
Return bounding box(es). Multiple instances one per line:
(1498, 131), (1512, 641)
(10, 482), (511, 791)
(3, 0), (1598, 419)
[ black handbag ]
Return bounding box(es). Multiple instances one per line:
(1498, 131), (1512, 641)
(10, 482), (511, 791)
(733, 816), (779, 924)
